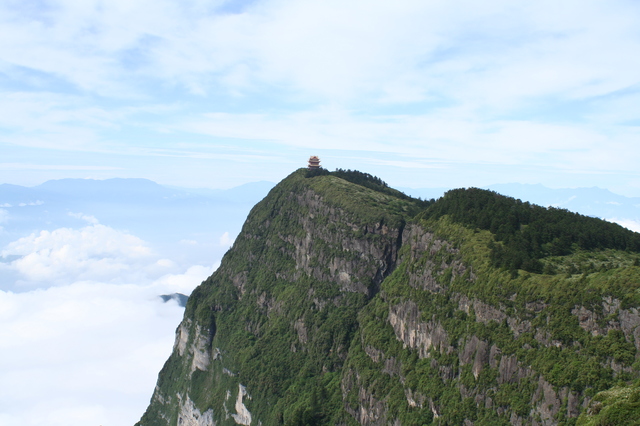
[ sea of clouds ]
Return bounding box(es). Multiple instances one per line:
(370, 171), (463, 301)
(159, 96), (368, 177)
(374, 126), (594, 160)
(0, 217), (220, 426)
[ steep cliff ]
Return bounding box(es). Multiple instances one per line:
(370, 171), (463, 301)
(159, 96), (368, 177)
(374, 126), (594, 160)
(138, 169), (640, 425)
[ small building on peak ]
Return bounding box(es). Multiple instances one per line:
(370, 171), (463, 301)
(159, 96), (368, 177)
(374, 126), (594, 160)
(308, 156), (321, 169)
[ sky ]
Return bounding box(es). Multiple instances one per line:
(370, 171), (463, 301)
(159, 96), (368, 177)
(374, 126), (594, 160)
(1, 0), (640, 195)
(2, 1), (640, 425)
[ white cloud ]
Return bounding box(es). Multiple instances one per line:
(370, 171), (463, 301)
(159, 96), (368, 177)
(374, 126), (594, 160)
(0, 0), (639, 194)
(68, 212), (100, 224)
(178, 108), (639, 178)
(154, 264), (218, 293)
(0, 263), (215, 426)
(156, 258), (176, 268)
(1, 224), (158, 285)
(607, 218), (640, 233)
(219, 231), (233, 247)
(2, 0), (638, 106)
(363, 158), (444, 170)
(17, 200), (44, 206)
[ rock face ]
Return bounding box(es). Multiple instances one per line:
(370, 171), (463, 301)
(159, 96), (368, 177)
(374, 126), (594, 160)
(572, 298), (640, 352)
(230, 384), (251, 426)
(388, 300), (451, 358)
(137, 169), (640, 425)
(178, 395), (215, 426)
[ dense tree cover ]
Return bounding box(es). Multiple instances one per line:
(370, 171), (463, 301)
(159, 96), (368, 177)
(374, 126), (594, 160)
(304, 167), (331, 178)
(420, 188), (640, 273)
(305, 167), (388, 189)
(331, 168), (388, 188)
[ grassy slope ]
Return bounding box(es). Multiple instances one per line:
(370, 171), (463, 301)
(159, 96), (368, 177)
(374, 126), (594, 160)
(577, 381), (640, 425)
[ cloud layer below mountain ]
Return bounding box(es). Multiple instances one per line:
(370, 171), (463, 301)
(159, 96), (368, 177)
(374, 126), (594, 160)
(0, 221), (215, 426)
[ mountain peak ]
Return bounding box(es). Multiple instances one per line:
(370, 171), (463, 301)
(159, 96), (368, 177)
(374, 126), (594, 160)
(138, 170), (640, 426)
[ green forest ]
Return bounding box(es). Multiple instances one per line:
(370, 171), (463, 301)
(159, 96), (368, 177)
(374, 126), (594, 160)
(421, 188), (640, 274)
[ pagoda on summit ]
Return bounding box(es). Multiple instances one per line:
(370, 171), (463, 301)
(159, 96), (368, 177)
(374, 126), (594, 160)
(308, 155), (321, 169)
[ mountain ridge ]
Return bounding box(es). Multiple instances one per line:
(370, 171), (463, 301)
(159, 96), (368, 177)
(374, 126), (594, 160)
(131, 169), (640, 424)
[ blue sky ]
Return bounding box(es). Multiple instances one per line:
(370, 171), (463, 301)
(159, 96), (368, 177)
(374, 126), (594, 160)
(1, 0), (640, 195)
